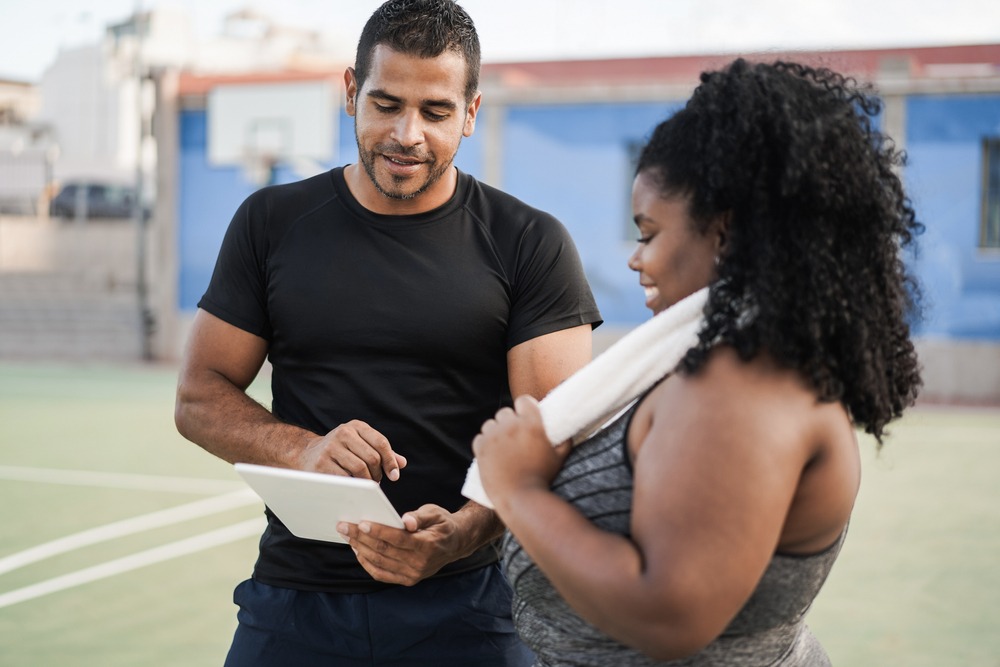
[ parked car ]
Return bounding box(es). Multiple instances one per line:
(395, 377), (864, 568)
(49, 181), (149, 220)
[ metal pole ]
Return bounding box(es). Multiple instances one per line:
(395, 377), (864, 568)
(133, 1), (153, 361)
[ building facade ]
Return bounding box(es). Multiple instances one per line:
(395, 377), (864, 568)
(158, 44), (1000, 402)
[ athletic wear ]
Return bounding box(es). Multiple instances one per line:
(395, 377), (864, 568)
(224, 565), (534, 667)
(502, 401), (844, 666)
(200, 166), (601, 592)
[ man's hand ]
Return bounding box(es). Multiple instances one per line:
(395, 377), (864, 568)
(337, 504), (492, 586)
(298, 420), (407, 481)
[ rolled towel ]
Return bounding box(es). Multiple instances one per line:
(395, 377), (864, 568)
(462, 287), (708, 508)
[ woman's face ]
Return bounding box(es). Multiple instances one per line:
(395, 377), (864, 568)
(628, 170), (721, 314)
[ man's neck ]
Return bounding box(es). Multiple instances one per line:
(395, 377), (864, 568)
(343, 163), (458, 216)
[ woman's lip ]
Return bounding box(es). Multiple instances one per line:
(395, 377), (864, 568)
(643, 285), (659, 308)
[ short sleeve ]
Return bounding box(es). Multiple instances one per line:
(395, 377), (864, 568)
(197, 193), (273, 340)
(506, 213), (602, 349)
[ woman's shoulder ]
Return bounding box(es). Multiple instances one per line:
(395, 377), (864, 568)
(674, 345), (821, 410)
(644, 345), (851, 459)
(638, 346), (858, 552)
(682, 346), (857, 536)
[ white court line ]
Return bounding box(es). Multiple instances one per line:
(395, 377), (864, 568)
(0, 518), (266, 609)
(0, 465), (246, 494)
(0, 489), (261, 576)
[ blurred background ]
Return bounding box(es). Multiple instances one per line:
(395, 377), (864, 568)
(0, 0), (997, 401)
(0, 1), (998, 664)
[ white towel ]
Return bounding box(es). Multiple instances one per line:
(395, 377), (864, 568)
(462, 287), (708, 508)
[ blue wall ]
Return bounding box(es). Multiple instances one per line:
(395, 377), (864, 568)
(906, 95), (1000, 338)
(178, 111), (245, 310)
(177, 93), (1000, 341)
(500, 102), (683, 325)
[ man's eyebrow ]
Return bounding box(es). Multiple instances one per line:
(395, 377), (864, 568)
(367, 88), (458, 110)
(367, 88), (402, 104)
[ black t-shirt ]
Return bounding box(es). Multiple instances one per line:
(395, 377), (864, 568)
(199, 167), (602, 591)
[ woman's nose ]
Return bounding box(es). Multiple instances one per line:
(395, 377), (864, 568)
(627, 247), (641, 272)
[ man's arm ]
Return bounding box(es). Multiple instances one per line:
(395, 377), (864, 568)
(444, 323), (594, 548)
(175, 309), (404, 480)
(340, 324), (593, 585)
(506, 324), (593, 400)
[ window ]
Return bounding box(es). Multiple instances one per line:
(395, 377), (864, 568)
(981, 137), (1000, 249)
(90, 185), (109, 203)
(622, 140), (644, 241)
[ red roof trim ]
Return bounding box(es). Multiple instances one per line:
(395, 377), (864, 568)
(177, 70), (339, 96)
(175, 43), (1000, 96)
(480, 43), (1000, 87)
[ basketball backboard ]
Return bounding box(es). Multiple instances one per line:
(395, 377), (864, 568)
(207, 80), (336, 185)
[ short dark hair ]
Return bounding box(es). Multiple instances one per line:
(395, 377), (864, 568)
(638, 58), (923, 442)
(355, 0), (481, 102)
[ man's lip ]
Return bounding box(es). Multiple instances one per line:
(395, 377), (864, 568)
(383, 154), (422, 165)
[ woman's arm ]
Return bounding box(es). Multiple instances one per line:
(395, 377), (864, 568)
(474, 347), (821, 660)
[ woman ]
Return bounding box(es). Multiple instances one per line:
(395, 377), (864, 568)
(471, 59), (922, 666)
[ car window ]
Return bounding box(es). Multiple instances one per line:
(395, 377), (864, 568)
(107, 186), (132, 205)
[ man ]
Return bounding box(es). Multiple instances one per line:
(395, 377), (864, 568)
(174, 0), (602, 664)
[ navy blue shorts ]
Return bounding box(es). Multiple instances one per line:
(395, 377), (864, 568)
(223, 563), (534, 666)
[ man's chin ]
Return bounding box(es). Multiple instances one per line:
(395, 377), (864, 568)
(375, 179), (424, 201)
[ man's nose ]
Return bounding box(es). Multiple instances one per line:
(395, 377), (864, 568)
(391, 111), (424, 147)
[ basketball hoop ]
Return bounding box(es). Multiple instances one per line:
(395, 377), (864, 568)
(206, 81), (335, 186)
(241, 150), (279, 187)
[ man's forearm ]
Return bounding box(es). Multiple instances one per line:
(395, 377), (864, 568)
(452, 500), (506, 557)
(175, 370), (314, 467)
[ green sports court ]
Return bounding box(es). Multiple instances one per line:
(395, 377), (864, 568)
(1, 362), (998, 666)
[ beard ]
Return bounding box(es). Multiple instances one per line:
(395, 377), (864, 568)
(356, 133), (455, 201)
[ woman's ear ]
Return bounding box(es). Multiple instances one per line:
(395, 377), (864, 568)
(715, 210), (733, 255)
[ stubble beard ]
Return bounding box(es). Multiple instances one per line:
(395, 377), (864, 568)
(356, 133), (454, 202)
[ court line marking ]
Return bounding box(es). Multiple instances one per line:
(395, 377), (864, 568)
(0, 518), (266, 609)
(0, 489), (261, 576)
(0, 465), (246, 494)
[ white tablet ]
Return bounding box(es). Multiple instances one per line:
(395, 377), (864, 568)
(235, 462), (405, 544)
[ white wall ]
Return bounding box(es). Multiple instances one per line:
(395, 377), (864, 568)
(38, 45), (126, 182)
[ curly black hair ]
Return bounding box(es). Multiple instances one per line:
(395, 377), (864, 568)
(636, 58), (923, 442)
(355, 0), (481, 103)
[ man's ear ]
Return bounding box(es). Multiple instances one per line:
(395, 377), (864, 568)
(344, 67), (358, 117)
(463, 91), (482, 138)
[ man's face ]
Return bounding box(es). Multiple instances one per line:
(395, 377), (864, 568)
(346, 45), (480, 214)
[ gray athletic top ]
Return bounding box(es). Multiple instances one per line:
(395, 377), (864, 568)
(501, 401), (845, 666)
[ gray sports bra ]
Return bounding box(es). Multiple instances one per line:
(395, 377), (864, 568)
(501, 400), (844, 666)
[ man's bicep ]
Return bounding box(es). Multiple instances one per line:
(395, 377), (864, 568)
(180, 308), (268, 391)
(507, 324), (592, 400)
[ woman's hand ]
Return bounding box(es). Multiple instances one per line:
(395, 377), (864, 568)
(472, 395), (571, 504)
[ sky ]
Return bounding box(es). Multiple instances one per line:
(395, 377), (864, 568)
(0, 0), (999, 82)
